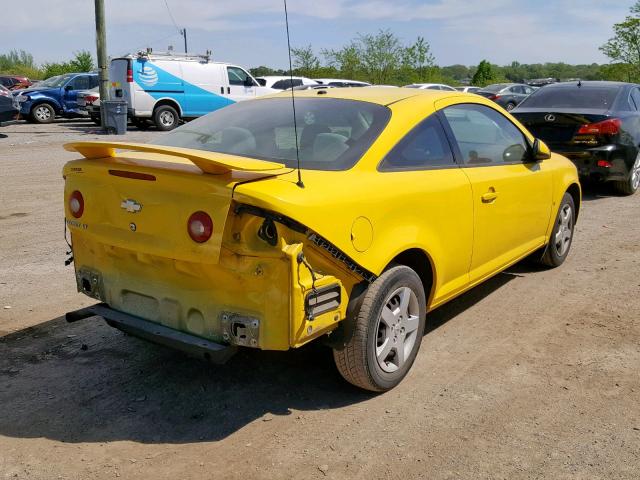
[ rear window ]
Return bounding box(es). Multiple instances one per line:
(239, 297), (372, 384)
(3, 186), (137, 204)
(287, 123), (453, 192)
(481, 84), (509, 92)
(519, 86), (620, 109)
(153, 98), (391, 171)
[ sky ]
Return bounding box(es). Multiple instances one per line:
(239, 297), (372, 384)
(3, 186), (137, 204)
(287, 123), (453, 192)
(1, 0), (634, 69)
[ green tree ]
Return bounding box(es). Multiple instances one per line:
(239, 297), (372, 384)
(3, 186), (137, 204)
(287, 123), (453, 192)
(291, 44), (320, 77)
(472, 60), (497, 86)
(69, 50), (95, 72)
(600, 1), (640, 82)
(322, 43), (363, 80)
(402, 36), (436, 82)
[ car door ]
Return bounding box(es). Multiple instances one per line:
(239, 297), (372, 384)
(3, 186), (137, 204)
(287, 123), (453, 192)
(63, 75), (90, 112)
(226, 66), (257, 102)
(437, 101), (553, 284)
(377, 114), (474, 305)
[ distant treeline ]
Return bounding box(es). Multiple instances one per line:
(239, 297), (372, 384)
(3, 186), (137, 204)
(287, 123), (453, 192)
(249, 31), (632, 86)
(1, 29), (634, 86)
(0, 50), (95, 80)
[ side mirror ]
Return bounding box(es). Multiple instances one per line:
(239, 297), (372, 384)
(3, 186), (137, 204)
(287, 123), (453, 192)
(243, 77), (255, 87)
(532, 138), (551, 161)
(64, 85), (73, 91)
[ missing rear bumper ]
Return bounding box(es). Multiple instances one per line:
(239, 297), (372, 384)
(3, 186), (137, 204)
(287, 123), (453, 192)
(66, 303), (237, 364)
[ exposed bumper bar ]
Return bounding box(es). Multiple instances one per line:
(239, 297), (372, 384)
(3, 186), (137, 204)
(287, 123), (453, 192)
(66, 303), (237, 364)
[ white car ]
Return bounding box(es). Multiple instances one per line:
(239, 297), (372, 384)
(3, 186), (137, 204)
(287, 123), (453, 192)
(314, 78), (370, 87)
(404, 83), (457, 91)
(256, 76), (319, 90)
(455, 86), (482, 93)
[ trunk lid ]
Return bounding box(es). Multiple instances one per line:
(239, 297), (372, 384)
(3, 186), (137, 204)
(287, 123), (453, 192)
(513, 108), (614, 149)
(63, 141), (288, 264)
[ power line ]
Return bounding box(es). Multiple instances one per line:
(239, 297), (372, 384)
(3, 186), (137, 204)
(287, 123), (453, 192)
(162, 0), (181, 34)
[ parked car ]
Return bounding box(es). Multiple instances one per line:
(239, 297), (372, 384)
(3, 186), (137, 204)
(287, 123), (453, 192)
(0, 75), (33, 90)
(77, 86), (101, 123)
(13, 72), (99, 123)
(63, 88), (580, 392)
(0, 85), (20, 126)
(404, 83), (457, 91)
(475, 83), (536, 111)
(256, 76), (319, 90)
(111, 52), (275, 131)
(455, 86), (481, 93)
(314, 78), (370, 87)
(512, 81), (640, 195)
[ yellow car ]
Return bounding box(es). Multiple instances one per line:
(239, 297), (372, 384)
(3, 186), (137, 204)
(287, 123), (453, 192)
(63, 88), (580, 392)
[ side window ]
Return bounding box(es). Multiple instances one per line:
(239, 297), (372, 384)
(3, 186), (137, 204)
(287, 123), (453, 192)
(524, 86), (534, 95)
(89, 76), (99, 89)
(70, 76), (90, 90)
(442, 103), (530, 165)
(630, 88), (640, 111)
(227, 67), (254, 86)
(510, 86), (523, 94)
(379, 114), (455, 171)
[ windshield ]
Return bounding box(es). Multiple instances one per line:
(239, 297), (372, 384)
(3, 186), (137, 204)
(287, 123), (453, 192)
(153, 98), (391, 171)
(518, 86), (620, 110)
(38, 74), (74, 88)
(481, 84), (509, 92)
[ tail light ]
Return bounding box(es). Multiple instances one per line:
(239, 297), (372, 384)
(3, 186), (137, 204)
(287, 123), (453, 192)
(489, 94), (500, 100)
(85, 95), (99, 104)
(577, 118), (621, 136)
(69, 191), (84, 218)
(597, 159), (612, 168)
(187, 211), (213, 243)
(126, 67), (133, 83)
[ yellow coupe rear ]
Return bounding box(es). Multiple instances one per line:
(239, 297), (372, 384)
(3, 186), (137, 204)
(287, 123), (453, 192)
(63, 88), (580, 391)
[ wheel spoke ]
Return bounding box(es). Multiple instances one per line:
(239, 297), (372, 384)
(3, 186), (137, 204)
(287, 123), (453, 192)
(404, 314), (420, 335)
(398, 287), (411, 317)
(394, 343), (405, 367)
(376, 338), (393, 362)
(380, 306), (395, 328)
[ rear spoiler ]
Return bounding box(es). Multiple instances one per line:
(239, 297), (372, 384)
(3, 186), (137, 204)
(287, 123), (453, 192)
(64, 141), (286, 175)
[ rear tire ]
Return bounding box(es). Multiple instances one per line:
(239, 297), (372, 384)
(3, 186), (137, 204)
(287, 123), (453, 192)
(613, 155), (640, 195)
(505, 102), (516, 111)
(30, 103), (55, 124)
(333, 265), (426, 392)
(540, 193), (575, 268)
(153, 105), (179, 131)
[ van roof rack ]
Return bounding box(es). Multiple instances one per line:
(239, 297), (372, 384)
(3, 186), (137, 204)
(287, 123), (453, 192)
(135, 49), (213, 62)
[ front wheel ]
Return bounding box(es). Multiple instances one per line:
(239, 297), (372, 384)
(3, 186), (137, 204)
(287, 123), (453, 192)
(540, 192), (575, 268)
(333, 265), (426, 392)
(613, 155), (640, 195)
(30, 103), (55, 124)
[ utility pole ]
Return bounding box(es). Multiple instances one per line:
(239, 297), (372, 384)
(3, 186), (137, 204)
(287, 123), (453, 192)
(181, 28), (188, 53)
(94, 0), (110, 129)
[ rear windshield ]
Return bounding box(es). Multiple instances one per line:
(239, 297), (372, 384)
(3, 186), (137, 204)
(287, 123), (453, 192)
(153, 98), (391, 171)
(518, 86), (620, 109)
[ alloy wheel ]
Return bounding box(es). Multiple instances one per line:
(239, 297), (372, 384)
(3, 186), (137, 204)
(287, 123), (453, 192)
(631, 156), (640, 191)
(35, 106), (51, 121)
(554, 204), (573, 257)
(375, 286), (420, 373)
(159, 111), (175, 127)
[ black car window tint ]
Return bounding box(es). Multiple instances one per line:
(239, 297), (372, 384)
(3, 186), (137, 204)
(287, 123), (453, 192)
(443, 103), (529, 166)
(72, 76), (90, 90)
(380, 114), (455, 171)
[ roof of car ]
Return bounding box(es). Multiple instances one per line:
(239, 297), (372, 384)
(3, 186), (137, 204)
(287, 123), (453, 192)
(272, 86), (464, 106)
(541, 80), (633, 89)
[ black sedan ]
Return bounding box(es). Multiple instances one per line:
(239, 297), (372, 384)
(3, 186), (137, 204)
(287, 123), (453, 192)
(476, 83), (536, 111)
(0, 85), (19, 126)
(512, 81), (640, 195)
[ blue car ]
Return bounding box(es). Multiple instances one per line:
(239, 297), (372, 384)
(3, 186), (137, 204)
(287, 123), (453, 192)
(14, 72), (98, 123)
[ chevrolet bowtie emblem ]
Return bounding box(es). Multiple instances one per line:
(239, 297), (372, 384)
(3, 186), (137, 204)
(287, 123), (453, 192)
(121, 199), (142, 213)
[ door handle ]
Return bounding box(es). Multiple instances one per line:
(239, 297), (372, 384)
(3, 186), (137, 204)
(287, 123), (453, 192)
(227, 87), (231, 94)
(220, 86), (224, 94)
(481, 189), (498, 203)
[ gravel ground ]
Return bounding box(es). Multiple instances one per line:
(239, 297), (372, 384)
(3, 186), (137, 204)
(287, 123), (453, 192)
(0, 120), (639, 480)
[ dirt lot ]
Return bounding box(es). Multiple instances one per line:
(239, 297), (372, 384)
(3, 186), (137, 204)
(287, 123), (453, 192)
(1, 120), (639, 480)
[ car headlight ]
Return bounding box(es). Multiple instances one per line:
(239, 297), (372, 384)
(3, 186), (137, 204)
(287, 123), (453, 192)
(16, 95), (29, 103)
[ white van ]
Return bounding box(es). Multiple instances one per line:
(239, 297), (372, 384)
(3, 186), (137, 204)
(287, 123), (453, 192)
(110, 51), (275, 130)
